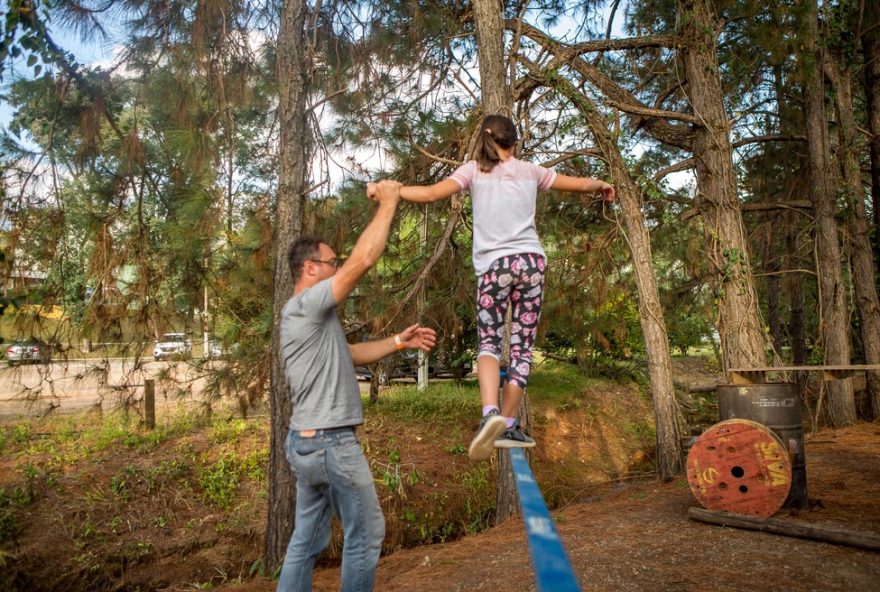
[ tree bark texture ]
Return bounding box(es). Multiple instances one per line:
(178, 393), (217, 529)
(828, 58), (880, 420)
(526, 61), (683, 480)
(495, 392), (532, 522)
(772, 63), (809, 367)
(785, 216), (808, 366)
(472, 0), (521, 521)
(473, 0), (510, 116)
(863, 0), (880, 259)
(765, 230), (783, 355)
(799, 2), (855, 427)
(677, 0), (769, 372)
(265, 0), (311, 571)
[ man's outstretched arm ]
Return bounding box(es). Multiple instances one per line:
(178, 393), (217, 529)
(331, 180), (401, 304)
(349, 324), (437, 366)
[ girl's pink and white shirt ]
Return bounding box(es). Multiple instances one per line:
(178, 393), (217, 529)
(448, 158), (557, 275)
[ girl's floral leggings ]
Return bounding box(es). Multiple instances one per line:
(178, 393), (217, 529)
(476, 253), (545, 390)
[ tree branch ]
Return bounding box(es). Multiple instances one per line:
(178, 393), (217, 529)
(680, 200), (813, 221)
(510, 21), (695, 149)
(732, 134), (807, 148)
(654, 158), (695, 182)
(606, 100), (700, 124)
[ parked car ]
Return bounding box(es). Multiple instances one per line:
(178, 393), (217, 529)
(153, 333), (192, 361)
(6, 338), (52, 366)
(206, 339), (240, 359)
(354, 350), (474, 384)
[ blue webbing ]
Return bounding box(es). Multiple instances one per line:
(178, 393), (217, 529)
(510, 448), (582, 592)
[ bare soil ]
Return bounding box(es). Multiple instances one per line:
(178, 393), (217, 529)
(2, 358), (879, 591)
(224, 421), (880, 592)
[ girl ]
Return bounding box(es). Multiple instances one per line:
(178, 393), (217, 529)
(372, 114), (615, 461)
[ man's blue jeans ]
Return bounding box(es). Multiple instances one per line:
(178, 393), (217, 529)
(277, 427), (385, 592)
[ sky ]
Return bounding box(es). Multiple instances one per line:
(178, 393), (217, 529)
(0, 15), (119, 136)
(0, 4), (693, 193)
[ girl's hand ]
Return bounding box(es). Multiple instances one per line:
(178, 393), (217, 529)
(598, 181), (615, 202)
(366, 180), (401, 203)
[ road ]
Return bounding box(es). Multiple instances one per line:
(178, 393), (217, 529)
(0, 359), (213, 420)
(0, 359), (376, 420)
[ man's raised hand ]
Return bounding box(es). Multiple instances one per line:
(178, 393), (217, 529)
(398, 324), (437, 352)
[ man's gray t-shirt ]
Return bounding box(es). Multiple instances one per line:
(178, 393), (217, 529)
(279, 278), (363, 431)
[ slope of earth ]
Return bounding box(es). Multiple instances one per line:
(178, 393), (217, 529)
(224, 422), (880, 592)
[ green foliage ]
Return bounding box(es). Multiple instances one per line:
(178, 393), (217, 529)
(0, 488), (22, 544)
(668, 313), (714, 356)
(527, 359), (594, 407)
(196, 453), (241, 510)
(365, 381), (479, 423)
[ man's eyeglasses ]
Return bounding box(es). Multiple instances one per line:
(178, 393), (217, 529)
(309, 258), (342, 268)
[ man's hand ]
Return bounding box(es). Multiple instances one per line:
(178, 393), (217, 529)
(366, 179), (401, 204)
(398, 324), (437, 352)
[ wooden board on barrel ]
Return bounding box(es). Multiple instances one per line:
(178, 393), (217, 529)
(687, 419), (792, 518)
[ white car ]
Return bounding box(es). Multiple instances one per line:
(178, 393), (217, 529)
(6, 339), (51, 366)
(153, 333), (192, 361)
(206, 339), (239, 359)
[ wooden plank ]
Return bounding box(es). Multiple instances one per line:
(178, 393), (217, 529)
(728, 370), (766, 385)
(728, 365), (880, 384)
(728, 365), (880, 373)
(688, 507), (880, 552)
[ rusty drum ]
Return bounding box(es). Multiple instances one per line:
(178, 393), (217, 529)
(717, 383), (807, 509)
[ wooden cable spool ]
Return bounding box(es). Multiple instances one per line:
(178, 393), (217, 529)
(686, 418), (792, 518)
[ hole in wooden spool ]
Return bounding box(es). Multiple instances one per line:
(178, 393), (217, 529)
(739, 485), (749, 493)
(731, 466), (745, 478)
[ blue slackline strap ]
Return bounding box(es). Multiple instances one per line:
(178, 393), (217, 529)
(510, 448), (582, 592)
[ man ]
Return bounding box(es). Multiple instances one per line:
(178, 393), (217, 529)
(276, 180), (436, 592)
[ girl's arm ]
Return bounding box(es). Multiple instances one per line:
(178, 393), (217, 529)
(369, 179), (461, 204)
(400, 180), (461, 203)
(550, 174), (616, 202)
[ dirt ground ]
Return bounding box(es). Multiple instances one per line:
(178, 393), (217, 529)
(4, 358), (879, 592)
(222, 423), (880, 592)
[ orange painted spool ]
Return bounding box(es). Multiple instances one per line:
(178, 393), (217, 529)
(686, 419), (792, 518)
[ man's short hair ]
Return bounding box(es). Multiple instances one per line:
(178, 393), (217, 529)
(288, 235), (324, 282)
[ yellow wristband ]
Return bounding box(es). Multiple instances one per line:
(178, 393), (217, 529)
(394, 334), (405, 350)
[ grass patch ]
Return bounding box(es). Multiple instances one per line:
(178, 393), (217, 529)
(527, 359), (594, 407)
(365, 380), (480, 423)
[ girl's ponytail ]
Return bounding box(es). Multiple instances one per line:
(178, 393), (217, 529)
(475, 115), (517, 173)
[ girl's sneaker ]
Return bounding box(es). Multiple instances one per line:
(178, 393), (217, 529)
(495, 424), (536, 448)
(468, 410), (507, 461)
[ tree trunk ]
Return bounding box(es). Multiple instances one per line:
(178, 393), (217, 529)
(863, 0), (880, 260)
(495, 391), (531, 522)
(799, 2), (855, 427)
(265, 0), (311, 571)
(473, 0), (510, 116)
(584, 105), (683, 479)
(772, 63), (808, 366)
(524, 62), (683, 480)
(765, 228), (783, 355)
(828, 57), (880, 420)
(678, 0), (768, 372)
(786, 218), (807, 366)
(471, 0), (525, 521)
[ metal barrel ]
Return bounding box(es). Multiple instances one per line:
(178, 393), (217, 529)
(717, 383), (807, 509)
